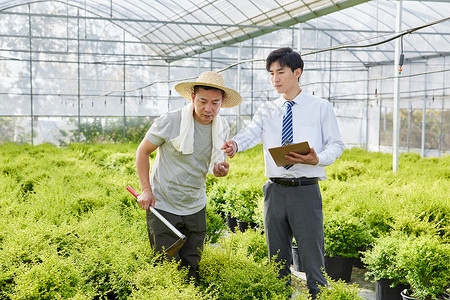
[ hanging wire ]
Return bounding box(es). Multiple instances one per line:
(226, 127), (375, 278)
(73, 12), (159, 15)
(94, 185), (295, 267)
(73, 15), (449, 102)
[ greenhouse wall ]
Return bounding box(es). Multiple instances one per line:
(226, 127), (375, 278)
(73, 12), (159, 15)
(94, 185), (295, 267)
(1, 1), (449, 157)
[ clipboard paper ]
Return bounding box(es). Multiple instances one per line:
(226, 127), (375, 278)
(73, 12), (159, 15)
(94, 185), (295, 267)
(268, 141), (310, 167)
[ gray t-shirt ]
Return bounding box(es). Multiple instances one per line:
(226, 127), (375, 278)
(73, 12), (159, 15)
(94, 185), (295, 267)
(145, 109), (215, 215)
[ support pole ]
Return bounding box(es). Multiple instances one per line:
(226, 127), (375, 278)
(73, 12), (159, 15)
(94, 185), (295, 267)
(421, 63), (428, 157)
(251, 39), (254, 118)
(407, 64), (413, 151)
(297, 23), (302, 53)
(328, 37), (332, 101)
(210, 50), (213, 71)
(123, 30), (126, 143)
(407, 101), (411, 151)
(378, 98), (382, 152)
(168, 63), (171, 111)
(365, 69), (369, 149)
(438, 57), (446, 156)
(392, 0), (403, 172)
(237, 43), (241, 132)
(438, 98), (444, 157)
(77, 8), (81, 141)
(28, 4), (34, 145)
(421, 97), (426, 157)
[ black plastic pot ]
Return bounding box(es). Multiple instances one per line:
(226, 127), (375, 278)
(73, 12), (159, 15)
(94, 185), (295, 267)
(218, 210), (226, 222)
(353, 253), (366, 269)
(376, 278), (409, 300)
(237, 220), (249, 232)
(324, 255), (353, 282)
(226, 214), (237, 233)
(400, 290), (449, 300)
(292, 246), (305, 272)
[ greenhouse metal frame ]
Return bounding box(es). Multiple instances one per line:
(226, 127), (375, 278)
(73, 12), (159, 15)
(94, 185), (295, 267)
(1, 0), (449, 166)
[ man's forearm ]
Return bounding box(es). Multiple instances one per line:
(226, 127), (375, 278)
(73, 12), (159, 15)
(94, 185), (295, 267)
(136, 150), (152, 193)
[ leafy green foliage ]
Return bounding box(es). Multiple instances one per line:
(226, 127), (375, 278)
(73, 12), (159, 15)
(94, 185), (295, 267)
(362, 233), (410, 285)
(317, 273), (363, 300)
(1, 143), (449, 299)
(205, 205), (226, 244)
(61, 117), (154, 144)
(324, 213), (374, 258)
(0, 143), (214, 299)
(198, 230), (291, 300)
(209, 181), (262, 223)
(396, 235), (450, 300)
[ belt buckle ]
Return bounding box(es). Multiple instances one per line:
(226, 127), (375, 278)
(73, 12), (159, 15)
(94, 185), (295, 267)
(291, 179), (296, 187)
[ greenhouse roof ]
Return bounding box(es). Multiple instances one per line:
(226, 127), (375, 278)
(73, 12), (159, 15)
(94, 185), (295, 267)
(0, 0), (448, 68)
(1, 0), (448, 64)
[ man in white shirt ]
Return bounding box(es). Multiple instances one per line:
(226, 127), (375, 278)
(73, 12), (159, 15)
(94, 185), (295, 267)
(222, 47), (344, 298)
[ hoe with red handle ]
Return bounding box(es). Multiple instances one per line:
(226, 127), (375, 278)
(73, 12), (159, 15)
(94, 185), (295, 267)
(126, 186), (186, 256)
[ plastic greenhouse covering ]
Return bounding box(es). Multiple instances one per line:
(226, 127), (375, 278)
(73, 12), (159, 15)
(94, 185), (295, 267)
(0, 0), (449, 157)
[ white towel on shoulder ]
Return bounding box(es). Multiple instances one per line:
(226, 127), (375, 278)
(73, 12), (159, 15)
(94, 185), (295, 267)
(171, 103), (227, 173)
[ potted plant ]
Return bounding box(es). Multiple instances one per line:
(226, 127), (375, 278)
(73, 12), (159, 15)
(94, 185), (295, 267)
(291, 238), (305, 272)
(207, 181), (228, 220)
(230, 184), (261, 232)
(362, 233), (410, 300)
(223, 191), (238, 232)
(324, 213), (373, 282)
(397, 235), (450, 300)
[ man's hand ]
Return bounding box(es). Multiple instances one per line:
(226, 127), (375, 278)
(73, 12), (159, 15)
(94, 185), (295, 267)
(137, 189), (155, 210)
(213, 162), (229, 177)
(285, 147), (319, 165)
(221, 140), (237, 158)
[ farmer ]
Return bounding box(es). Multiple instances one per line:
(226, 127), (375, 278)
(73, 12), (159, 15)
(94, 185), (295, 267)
(135, 71), (242, 279)
(221, 47), (345, 298)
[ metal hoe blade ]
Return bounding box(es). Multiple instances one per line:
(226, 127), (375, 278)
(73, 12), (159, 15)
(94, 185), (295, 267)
(165, 237), (187, 257)
(126, 186), (187, 256)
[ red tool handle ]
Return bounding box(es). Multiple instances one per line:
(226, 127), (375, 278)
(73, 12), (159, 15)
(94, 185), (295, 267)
(126, 186), (139, 198)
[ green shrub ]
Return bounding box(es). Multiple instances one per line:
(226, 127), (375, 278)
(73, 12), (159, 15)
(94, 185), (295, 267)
(324, 213), (373, 258)
(11, 255), (83, 299)
(199, 246), (291, 300)
(130, 260), (214, 299)
(217, 229), (268, 263)
(1, 144), (449, 298)
(222, 182), (262, 223)
(199, 230), (290, 299)
(328, 160), (365, 181)
(317, 274), (363, 300)
(362, 233), (410, 286)
(205, 205), (226, 244)
(207, 180), (229, 213)
(397, 235), (450, 300)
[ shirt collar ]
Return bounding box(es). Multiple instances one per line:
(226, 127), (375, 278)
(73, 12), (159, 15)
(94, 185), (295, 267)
(279, 90), (304, 107)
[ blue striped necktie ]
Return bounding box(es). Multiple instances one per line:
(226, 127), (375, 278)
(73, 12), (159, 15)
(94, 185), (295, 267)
(282, 101), (295, 170)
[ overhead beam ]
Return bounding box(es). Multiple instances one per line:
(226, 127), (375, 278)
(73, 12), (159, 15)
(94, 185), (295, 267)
(168, 0), (371, 61)
(0, 10), (291, 30)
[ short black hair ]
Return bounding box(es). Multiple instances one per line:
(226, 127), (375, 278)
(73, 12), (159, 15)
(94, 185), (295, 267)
(193, 85), (225, 97)
(265, 47), (304, 73)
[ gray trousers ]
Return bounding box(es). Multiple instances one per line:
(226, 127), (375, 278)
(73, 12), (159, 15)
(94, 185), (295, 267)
(146, 206), (207, 279)
(263, 180), (327, 298)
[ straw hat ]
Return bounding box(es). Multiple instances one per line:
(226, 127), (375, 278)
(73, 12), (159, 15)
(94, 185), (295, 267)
(174, 71), (242, 108)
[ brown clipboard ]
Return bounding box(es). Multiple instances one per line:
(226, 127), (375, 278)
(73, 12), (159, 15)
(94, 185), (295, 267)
(268, 141), (310, 167)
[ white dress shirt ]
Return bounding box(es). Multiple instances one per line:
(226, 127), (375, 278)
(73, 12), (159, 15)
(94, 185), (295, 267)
(233, 91), (345, 180)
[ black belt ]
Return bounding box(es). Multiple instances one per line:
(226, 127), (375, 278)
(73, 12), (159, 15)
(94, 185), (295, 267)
(270, 177), (318, 187)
